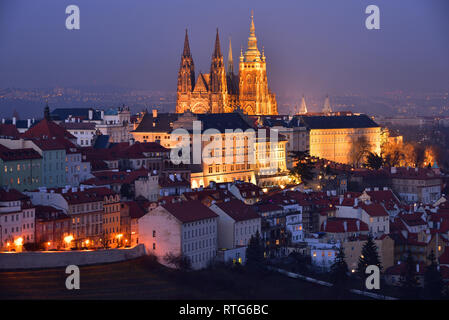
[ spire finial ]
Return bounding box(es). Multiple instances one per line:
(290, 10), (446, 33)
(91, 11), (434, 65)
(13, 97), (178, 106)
(227, 37), (234, 74)
(213, 28), (222, 58)
(183, 28), (191, 57)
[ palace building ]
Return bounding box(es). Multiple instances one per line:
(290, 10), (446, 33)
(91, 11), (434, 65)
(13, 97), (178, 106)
(176, 13), (278, 116)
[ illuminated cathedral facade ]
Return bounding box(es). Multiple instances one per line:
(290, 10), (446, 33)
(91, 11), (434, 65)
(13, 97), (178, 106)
(176, 13), (278, 115)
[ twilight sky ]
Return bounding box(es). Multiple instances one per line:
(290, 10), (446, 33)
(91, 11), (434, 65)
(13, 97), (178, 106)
(1, 0), (448, 95)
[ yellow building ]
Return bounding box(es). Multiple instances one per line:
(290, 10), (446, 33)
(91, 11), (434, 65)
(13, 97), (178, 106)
(300, 114), (381, 165)
(102, 193), (122, 248)
(176, 13), (277, 115)
(132, 111), (287, 188)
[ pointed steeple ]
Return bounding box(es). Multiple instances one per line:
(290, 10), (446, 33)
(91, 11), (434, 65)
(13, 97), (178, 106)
(244, 10), (261, 62)
(227, 37), (234, 74)
(213, 28), (222, 58)
(323, 94), (332, 113)
(183, 29), (191, 57)
(299, 95), (308, 114)
(44, 102), (51, 120)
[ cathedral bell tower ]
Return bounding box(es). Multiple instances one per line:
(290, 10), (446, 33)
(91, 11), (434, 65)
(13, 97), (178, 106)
(238, 11), (277, 115)
(176, 29), (195, 113)
(209, 29), (227, 113)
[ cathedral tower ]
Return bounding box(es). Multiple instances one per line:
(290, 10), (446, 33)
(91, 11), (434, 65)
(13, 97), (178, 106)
(238, 11), (277, 115)
(209, 29), (227, 113)
(176, 29), (195, 113)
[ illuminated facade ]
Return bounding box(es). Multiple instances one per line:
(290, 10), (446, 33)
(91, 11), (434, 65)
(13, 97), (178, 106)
(132, 111), (288, 188)
(176, 13), (277, 115)
(299, 115), (381, 165)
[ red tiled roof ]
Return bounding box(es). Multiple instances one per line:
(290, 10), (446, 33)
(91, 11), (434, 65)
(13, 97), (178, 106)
(39, 187), (117, 205)
(161, 200), (218, 223)
(123, 201), (149, 219)
(82, 169), (150, 186)
(320, 218), (369, 233)
(214, 199), (260, 222)
(22, 119), (75, 140)
(358, 202), (389, 217)
(0, 144), (42, 161)
(0, 124), (20, 139)
(0, 188), (29, 202)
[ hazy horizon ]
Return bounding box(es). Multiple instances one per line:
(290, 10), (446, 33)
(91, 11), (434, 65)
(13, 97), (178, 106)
(1, 0), (449, 97)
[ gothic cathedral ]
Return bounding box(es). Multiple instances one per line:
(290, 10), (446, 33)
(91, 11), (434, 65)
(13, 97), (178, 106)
(176, 13), (278, 115)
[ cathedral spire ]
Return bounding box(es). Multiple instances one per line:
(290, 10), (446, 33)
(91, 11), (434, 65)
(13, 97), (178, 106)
(183, 29), (191, 57)
(323, 94), (332, 113)
(299, 95), (308, 114)
(213, 28), (222, 58)
(227, 37), (234, 74)
(244, 10), (260, 62)
(250, 10), (255, 36)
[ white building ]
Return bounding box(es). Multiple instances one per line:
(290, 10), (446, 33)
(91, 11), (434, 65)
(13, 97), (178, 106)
(138, 200), (218, 270)
(0, 188), (36, 250)
(335, 197), (389, 237)
(60, 122), (96, 147)
(210, 199), (261, 250)
(286, 212), (303, 243)
(307, 238), (340, 271)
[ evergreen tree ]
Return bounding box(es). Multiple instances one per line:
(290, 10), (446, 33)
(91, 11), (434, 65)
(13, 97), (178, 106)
(245, 231), (265, 270)
(330, 246), (349, 299)
(365, 152), (383, 170)
(357, 234), (382, 279)
(288, 150), (314, 184)
(423, 250), (444, 299)
(400, 251), (420, 299)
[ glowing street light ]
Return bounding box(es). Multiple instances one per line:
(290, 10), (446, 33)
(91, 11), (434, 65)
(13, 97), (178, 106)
(64, 235), (74, 246)
(14, 237), (23, 246)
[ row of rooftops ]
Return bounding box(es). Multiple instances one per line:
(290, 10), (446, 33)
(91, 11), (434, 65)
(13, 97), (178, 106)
(133, 111), (380, 134)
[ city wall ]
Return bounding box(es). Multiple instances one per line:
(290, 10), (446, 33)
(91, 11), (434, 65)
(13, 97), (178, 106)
(0, 244), (146, 270)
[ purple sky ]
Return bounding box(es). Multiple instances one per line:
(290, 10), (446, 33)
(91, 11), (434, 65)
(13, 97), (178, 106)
(1, 0), (448, 95)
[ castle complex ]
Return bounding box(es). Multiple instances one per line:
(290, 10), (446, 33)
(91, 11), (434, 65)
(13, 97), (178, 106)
(176, 13), (278, 115)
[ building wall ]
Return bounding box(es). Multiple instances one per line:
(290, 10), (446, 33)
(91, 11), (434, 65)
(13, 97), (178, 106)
(309, 127), (381, 165)
(0, 244), (146, 270)
(181, 217), (218, 269)
(0, 158), (42, 191)
(138, 206), (182, 265)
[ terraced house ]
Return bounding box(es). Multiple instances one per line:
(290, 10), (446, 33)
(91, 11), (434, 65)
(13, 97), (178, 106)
(0, 144), (42, 191)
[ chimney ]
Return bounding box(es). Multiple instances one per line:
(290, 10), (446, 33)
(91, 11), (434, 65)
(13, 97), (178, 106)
(12, 117), (16, 125)
(2, 118), (5, 124)
(27, 119), (31, 128)
(152, 109), (158, 118)
(101, 110), (105, 119)
(88, 109), (93, 120)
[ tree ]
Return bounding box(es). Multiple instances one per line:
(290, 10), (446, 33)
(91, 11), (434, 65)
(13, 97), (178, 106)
(357, 235), (382, 279)
(245, 230), (265, 270)
(164, 252), (192, 271)
(350, 136), (371, 167)
(288, 150), (314, 184)
(120, 183), (134, 199)
(423, 250), (444, 300)
(365, 152), (383, 170)
(400, 251), (420, 299)
(330, 246), (349, 299)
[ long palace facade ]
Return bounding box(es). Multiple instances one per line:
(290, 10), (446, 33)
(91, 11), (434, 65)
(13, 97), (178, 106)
(176, 13), (278, 116)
